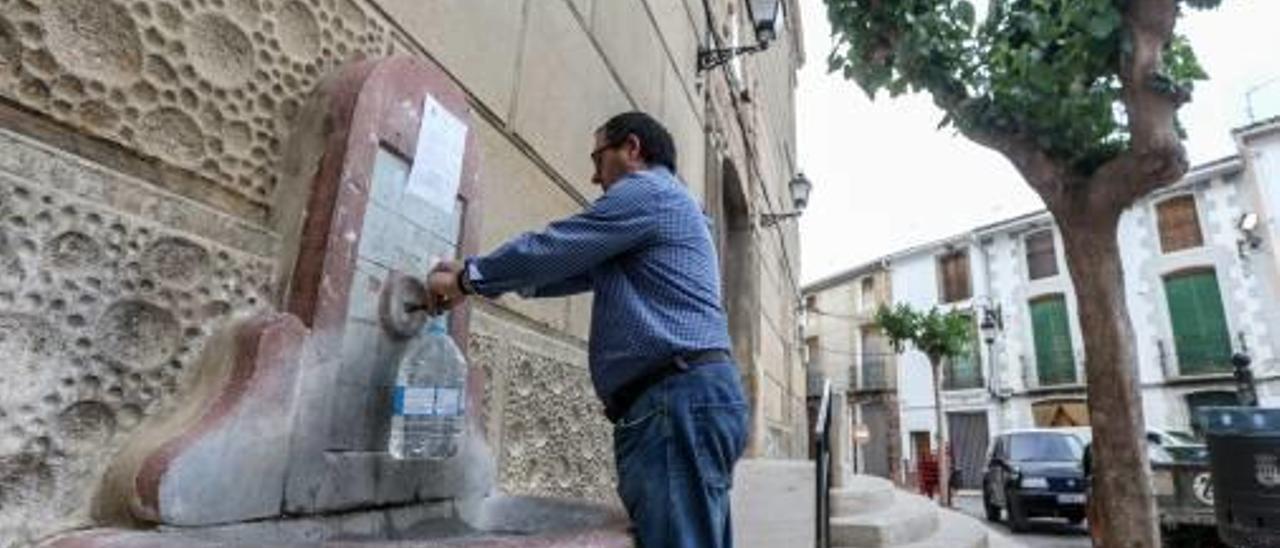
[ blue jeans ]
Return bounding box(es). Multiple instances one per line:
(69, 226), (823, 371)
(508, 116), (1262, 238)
(613, 362), (749, 548)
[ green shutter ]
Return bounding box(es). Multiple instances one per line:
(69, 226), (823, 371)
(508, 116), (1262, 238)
(1165, 271), (1232, 375)
(946, 320), (983, 390)
(1031, 296), (1076, 386)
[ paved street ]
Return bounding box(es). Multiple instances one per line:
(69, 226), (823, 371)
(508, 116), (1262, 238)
(953, 492), (1090, 548)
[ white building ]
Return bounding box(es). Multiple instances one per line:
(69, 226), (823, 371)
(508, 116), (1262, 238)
(805, 118), (1280, 489)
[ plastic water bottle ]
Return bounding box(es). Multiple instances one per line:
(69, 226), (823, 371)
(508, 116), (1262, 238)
(388, 316), (467, 460)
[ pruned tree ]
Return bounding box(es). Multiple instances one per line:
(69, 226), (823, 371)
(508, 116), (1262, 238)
(875, 304), (972, 506)
(827, 0), (1220, 545)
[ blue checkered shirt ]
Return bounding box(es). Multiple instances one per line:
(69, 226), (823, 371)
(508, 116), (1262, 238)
(466, 167), (732, 401)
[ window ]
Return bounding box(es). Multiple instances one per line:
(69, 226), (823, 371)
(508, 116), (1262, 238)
(805, 294), (817, 311)
(860, 277), (876, 311)
(1157, 195), (1204, 253)
(944, 315), (983, 390)
(1030, 295), (1076, 386)
(1008, 432), (1083, 462)
(861, 327), (889, 389)
(1164, 269), (1232, 375)
(805, 336), (820, 365)
(938, 250), (971, 303)
(1025, 230), (1058, 280)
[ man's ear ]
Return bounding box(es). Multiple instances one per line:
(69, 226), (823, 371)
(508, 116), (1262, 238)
(625, 134), (643, 161)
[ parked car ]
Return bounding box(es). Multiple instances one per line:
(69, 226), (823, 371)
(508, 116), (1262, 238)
(982, 429), (1088, 532)
(1083, 432), (1222, 547)
(1146, 428), (1209, 463)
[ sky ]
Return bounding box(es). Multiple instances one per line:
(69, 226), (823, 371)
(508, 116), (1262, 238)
(796, 0), (1280, 284)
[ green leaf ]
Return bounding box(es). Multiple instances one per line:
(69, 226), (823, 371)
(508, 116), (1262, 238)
(1087, 12), (1121, 39)
(821, 0), (1194, 175)
(955, 0), (976, 28)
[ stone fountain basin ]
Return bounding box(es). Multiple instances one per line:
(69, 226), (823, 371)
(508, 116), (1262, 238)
(42, 495), (633, 548)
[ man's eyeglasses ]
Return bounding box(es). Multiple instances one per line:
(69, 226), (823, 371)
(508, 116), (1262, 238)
(590, 140), (624, 168)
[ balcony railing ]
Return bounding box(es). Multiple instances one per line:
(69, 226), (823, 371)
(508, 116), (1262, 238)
(858, 354), (895, 391)
(943, 355), (984, 391)
(1163, 338), (1234, 378)
(1023, 349), (1081, 389)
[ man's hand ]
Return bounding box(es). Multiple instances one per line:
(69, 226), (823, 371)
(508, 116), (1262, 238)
(425, 260), (467, 314)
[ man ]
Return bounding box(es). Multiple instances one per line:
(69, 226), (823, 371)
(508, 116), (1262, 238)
(426, 111), (748, 548)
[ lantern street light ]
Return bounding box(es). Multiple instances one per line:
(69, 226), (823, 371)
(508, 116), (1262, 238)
(760, 172), (813, 227)
(697, 0), (784, 72)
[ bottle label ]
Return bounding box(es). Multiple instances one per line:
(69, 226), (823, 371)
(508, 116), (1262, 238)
(393, 386), (465, 416)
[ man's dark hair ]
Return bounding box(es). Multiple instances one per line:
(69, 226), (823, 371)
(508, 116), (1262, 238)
(598, 111), (677, 172)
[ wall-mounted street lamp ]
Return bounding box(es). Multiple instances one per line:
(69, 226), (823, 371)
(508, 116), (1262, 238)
(760, 172), (813, 227)
(977, 299), (1010, 402)
(1237, 212), (1264, 258)
(979, 303), (1003, 345)
(697, 0), (783, 73)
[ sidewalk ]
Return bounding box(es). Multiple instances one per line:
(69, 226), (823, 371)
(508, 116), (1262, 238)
(731, 463), (1023, 548)
(731, 459), (817, 548)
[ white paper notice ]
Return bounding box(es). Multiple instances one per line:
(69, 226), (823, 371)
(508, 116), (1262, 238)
(406, 94), (468, 213)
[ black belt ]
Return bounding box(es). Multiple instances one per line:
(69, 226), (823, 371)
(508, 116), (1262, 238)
(604, 349), (732, 423)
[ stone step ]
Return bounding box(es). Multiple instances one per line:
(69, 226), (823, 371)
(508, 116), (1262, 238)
(731, 459), (816, 548)
(897, 508), (992, 548)
(831, 493), (939, 547)
(831, 475), (897, 517)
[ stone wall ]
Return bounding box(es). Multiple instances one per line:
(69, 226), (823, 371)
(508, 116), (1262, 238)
(469, 304), (616, 505)
(0, 0), (397, 217)
(0, 127), (275, 545)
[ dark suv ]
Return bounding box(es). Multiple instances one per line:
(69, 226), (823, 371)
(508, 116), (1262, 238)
(982, 429), (1087, 532)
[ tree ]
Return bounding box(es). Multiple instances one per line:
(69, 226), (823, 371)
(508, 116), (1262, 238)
(875, 304), (972, 506)
(826, 0), (1221, 545)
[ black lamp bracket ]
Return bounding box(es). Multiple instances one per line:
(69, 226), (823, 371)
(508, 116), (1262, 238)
(697, 43), (769, 73)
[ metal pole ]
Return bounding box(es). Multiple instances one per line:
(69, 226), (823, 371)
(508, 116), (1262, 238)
(824, 401), (832, 548)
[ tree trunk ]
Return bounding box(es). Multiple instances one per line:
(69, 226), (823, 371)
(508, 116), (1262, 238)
(931, 358), (950, 506)
(1058, 210), (1159, 548)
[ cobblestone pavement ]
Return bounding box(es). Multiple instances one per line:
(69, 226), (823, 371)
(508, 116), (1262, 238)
(953, 492), (1091, 548)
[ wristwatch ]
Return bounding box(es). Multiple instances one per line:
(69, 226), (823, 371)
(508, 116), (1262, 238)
(455, 261), (476, 296)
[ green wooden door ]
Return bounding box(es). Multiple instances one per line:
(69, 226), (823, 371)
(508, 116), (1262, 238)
(1031, 296), (1076, 386)
(1164, 270), (1232, 375)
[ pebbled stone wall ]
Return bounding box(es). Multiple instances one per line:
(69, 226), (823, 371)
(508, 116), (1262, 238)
(0, 128), (276, 546)
(0, 0), (393, 208)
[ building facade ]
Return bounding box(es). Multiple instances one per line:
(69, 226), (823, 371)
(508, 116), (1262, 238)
(803, 262), (900, 484)
(804, 119), (1280, 489)
(0, 1), (807, 545)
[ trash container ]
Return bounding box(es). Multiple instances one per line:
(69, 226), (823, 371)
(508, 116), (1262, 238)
(1201, 407), (1280, 548)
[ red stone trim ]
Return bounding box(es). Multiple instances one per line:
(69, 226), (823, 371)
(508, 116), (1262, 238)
(131, 313), (307, 522)
(280, 54), (483, 432)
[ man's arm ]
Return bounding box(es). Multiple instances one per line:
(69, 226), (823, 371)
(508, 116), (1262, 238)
(519, 272), (593, 298)
(465, 179), (657, 298)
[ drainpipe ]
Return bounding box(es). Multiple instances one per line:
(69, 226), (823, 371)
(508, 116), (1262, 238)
(977, 234), (1004, 435)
